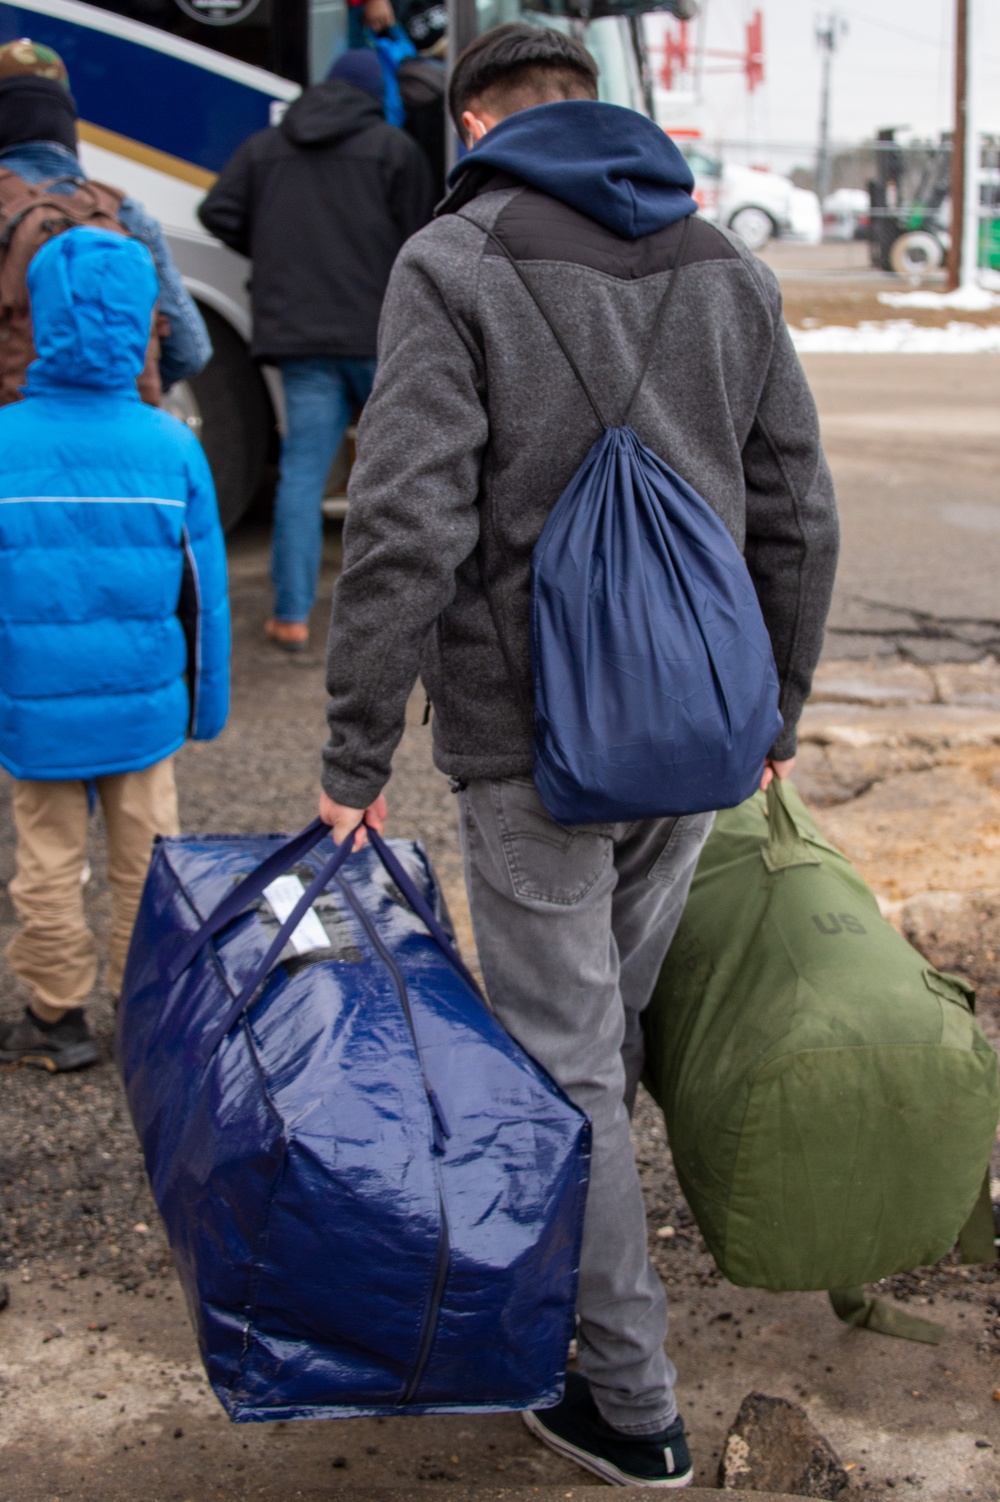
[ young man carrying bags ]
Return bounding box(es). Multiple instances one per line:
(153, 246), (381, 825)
(319, 25), (838, 1487)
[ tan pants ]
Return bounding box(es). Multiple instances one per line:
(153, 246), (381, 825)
(6, 760), (179, 1016)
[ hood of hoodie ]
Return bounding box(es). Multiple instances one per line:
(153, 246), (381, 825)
(25, 227), (158, 394)
(280, 79), (384, 147)
(444, 100), (696, 240)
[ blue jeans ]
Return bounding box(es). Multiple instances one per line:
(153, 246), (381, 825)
(272, 357), (377, 623)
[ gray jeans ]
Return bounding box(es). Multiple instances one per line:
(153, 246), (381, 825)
(457, 777), (713, 1435)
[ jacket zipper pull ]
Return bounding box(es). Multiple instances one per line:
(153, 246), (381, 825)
(422, 696), (432, 726)
(426, 1087), (451, 1155)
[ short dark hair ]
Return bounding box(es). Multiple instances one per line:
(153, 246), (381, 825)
(449, 23), (599, 133)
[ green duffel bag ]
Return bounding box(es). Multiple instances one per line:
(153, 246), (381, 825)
(643, 778), (999, 1339)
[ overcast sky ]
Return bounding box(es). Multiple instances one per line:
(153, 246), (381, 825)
(647, 0), (1000, 150)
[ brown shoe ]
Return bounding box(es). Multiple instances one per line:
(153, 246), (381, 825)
(265, 618), (309, 652)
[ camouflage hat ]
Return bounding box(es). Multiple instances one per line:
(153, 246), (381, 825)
(0, 39), (70, 88)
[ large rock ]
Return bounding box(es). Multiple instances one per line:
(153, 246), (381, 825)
(718, 1392), (848, 1498)
(896, 887), (1000, 976)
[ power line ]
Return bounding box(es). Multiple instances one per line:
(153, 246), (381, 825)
(836, 5), (946, 49)
(837, 2), (1000, 67)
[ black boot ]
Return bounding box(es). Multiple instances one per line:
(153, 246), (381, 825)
(0, 1006), (98, 1072)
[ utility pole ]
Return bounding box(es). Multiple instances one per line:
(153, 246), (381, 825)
(693, 0), (709, 104)
(815, 13), (846, 204)
(947, 0), (979, 291)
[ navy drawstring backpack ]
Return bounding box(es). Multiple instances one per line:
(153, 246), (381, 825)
(117, 820), (590, 1421)
(470, 213), (783, 824)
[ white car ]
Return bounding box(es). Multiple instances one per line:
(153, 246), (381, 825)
(681, 144), (822, 251)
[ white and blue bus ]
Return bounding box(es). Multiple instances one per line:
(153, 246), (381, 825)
(0, 0), (695, 524)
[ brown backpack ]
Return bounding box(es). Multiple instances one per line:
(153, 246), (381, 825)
(0, 166), (163, 407)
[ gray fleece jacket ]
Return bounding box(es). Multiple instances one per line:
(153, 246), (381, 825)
(322, 173), (838, 809)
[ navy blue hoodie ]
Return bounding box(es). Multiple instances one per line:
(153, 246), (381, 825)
(443, 99), (696, 239)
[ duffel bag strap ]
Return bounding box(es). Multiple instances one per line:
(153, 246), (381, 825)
(831, 1173), (1000, 1333)
(828, 1287), (943, 1345)
(762, 778), (821, 873)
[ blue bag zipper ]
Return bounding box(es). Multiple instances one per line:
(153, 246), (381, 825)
(334, 872), (452, 1404)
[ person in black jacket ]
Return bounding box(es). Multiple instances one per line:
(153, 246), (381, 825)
(198, 50), (434, 650)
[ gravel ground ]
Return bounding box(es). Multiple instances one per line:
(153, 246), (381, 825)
(1, 519), (999, 1500)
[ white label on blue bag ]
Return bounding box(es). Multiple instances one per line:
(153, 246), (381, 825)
(262, 875), (331, 955)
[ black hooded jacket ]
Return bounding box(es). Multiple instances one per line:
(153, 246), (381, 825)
(198, 80), (435, 362)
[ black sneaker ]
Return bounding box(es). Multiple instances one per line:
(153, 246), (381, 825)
(0, 1006), (98, 1072)
(523, 1371), (693, 1488)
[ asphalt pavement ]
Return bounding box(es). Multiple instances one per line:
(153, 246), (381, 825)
(804, 353), (1000, 662)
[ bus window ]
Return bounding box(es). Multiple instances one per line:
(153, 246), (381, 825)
(310, 0), (347, 81)
(561, 15), (644, 112)
(494, 8), (645, 115)
(474, 0), (521, 31)
(452, 0), (697, 121)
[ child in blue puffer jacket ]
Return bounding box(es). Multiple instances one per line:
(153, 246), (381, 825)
(0, 228), (230, 1072)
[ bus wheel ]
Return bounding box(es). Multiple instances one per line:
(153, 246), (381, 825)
(889, 231), (945, 277)
(173, 305), (271, 532)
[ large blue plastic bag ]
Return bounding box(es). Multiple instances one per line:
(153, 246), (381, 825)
(117, 821), (590, 1422)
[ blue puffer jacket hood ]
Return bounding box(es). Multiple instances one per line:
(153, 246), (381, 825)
(26, 226), (158, 393)
(0, 232), (229, 781)
(446, 100), (697, 240)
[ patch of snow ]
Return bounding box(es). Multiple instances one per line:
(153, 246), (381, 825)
(789, 319), (1000, 354)
(878, 284), (1000, 311)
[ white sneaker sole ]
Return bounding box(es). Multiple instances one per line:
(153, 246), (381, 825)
(522, 1409), (694, 1489)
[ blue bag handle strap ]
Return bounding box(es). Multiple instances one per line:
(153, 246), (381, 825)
(459, 209), (693, 431)
(194, 825), (362, 1066)
(365, 826), (485, 1002)
(458, 214), (608, 429)
(622, 211), (692, 424)
(166, 817), (331, 983)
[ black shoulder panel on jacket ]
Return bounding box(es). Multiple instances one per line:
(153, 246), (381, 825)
(487, 190), (739, 279)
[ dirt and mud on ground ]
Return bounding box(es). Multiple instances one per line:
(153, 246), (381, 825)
(2, 341), (1000, 1499)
